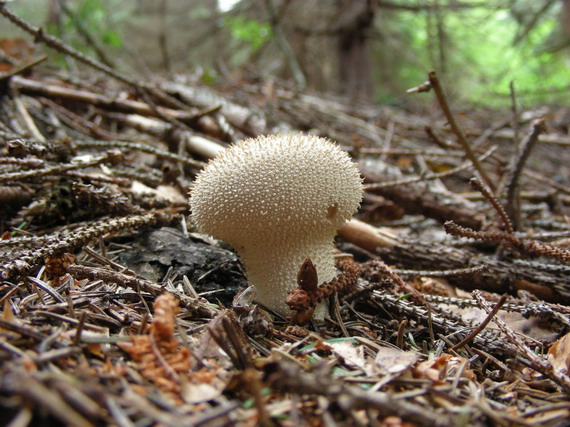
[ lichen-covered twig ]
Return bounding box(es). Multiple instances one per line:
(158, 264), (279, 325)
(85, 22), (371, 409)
(451, 294), (507, 351)
(0, 150), (121, 183)
(0, 211), (175, 279)
(445, 220), (570, 262)
(363, 284), (524, 355)
(470, 177), (513, 234)
(67, 264), (218, 318)
(424, 293), (570, 330)
(74, 139), (205, 169)
(6, 137), (75, 161)
(473, 290), (570, 391)
(362, 259), (426, 306)
(395, 264), (487, 278)
(0, 157), (44, 168)
(71, 183), (143, 216)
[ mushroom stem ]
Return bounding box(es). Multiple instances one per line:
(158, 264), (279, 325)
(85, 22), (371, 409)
(240, 240), (337, 316)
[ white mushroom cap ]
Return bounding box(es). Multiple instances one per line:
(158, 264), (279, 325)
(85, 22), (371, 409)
(190, 133), (363, 315)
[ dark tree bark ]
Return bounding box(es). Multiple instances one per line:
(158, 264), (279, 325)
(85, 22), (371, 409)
(335, 0), (375, 103)
(563, 0), (570, 37)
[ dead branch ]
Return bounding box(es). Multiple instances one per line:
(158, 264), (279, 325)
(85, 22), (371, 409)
(502, 119), (547, 229)
(360, 163), (484, 230)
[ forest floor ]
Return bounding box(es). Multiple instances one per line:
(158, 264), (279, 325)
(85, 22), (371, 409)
(2, 31), (570, 427)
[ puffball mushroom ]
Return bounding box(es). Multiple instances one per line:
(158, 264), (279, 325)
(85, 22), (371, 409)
(189, 133), (363, 316)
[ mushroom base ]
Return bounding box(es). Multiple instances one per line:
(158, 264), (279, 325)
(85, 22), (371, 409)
(237, 240), (337, 317)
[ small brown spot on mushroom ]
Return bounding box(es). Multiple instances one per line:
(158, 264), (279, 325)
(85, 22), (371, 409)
(327, 203), (339, 220)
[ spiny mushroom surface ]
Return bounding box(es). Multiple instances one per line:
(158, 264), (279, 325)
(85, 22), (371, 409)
(190, 133), (363, 316)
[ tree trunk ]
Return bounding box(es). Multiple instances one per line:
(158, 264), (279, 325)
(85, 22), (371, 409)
(335, 0), (375, 103)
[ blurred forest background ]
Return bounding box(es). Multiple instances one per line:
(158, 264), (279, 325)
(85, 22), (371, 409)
(2, 0), (570, 107)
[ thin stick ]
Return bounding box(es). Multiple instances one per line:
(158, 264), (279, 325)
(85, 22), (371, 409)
(509, 81), (520, 145)
(503, 119), (547, 230)
(451, 294), (507, 351)
(396, 319), (407, 348)
(0, 55), (47, 81)
(74, 312), (88, 345)
(473, 290), (570, 391)
(428, 71), (495, 191)
(0, 151), (118, 183)
(59, 1), (115, 68)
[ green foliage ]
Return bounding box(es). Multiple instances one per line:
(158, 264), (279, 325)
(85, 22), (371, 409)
(49, 0), (125, 52)
(377, 2), (569, 106)
(75, 0), (125, 48)
(370, 8), (433, 104)
(77, 0), (105, 26)
(200, 68), (218, 85)
(101, 29), (122, 48)
(440, 5), (567, 106)
(224, 16), (272, 52)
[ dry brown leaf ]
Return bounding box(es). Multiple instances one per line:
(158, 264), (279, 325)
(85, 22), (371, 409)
(380, 415), (417, 427)
(375, 346), (419, 375)
(86, 343), (105, 358)
(2, 298), (15, 323)
(397, 156), (413, 169)
(548, 332), (570, 381)
(329, 340), (369, 373)
(314, 340), (333, 352)
(182, 382), (221, 404)
(413, 277), (456, 297)
(413, 353), (475, 384)
(21, 354), (37, 373)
